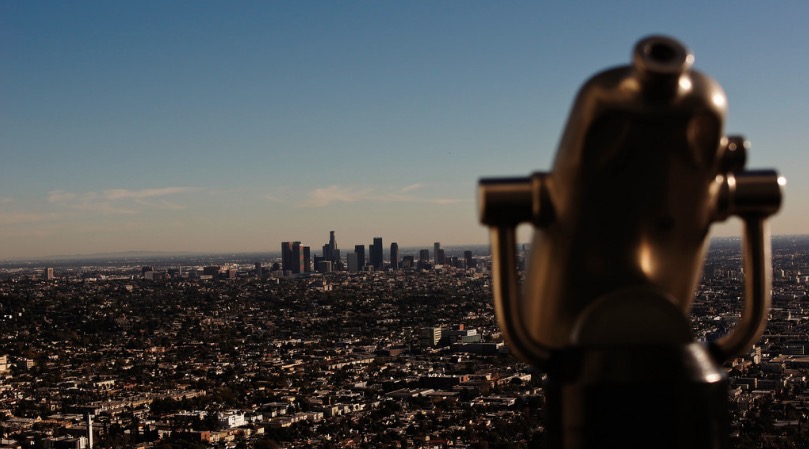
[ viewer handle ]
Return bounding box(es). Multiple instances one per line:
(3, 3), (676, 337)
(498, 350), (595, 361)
(479, 173), (553, 365)
(711, 170), (784, 361)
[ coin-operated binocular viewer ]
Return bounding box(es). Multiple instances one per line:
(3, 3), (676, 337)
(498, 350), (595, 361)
(479, 36), (784, 449)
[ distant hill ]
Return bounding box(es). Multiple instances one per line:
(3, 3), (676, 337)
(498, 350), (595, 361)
(47, 250), (199, 260)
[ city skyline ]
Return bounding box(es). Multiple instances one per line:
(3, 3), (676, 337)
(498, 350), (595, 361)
(0, 227), (488, 263)
(3, 2), (809, 260)
(1, 233), (807, 447)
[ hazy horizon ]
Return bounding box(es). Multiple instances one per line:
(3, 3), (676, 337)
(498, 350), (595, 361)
(5, 234), (809, 264)
(0, 241), (494, 263)
(3, 2), (808, 260)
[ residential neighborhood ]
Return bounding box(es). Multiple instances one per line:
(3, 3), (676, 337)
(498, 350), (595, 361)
(0, 237), (807, 448)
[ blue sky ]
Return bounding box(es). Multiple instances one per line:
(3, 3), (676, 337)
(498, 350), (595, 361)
(2, 1), (807, 259)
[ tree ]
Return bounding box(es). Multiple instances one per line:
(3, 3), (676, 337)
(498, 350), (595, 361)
(253, 440), (280, 449)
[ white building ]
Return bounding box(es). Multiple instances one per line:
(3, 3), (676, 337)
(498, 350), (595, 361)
(218, 411), (246, 429)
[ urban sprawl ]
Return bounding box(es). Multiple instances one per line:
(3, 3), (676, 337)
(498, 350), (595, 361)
(1, 233), (809, 449)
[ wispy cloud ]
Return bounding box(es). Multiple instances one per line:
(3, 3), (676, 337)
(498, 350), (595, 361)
(47, 190), (85, 203)
(0, 211), (61, 226)
(430, 198), (465, 205)
(303, 185), (375, 207)
(103, 187), (197, 201)
(47, 187), (200, 215)
(399, 183), (424, 193)
(263, 193), (284, 203)
(300, 184), (464, 208)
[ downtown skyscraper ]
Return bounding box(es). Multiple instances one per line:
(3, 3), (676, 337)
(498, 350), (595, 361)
(323, 231), (339, 263)
(354, 244), (366, 271)
(281, 242), (293, 272)
(433, 242), (446, 266)
(390, 242), (399, 270)
(281, 241), (304, 274)
(370, 237), (383, 270)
